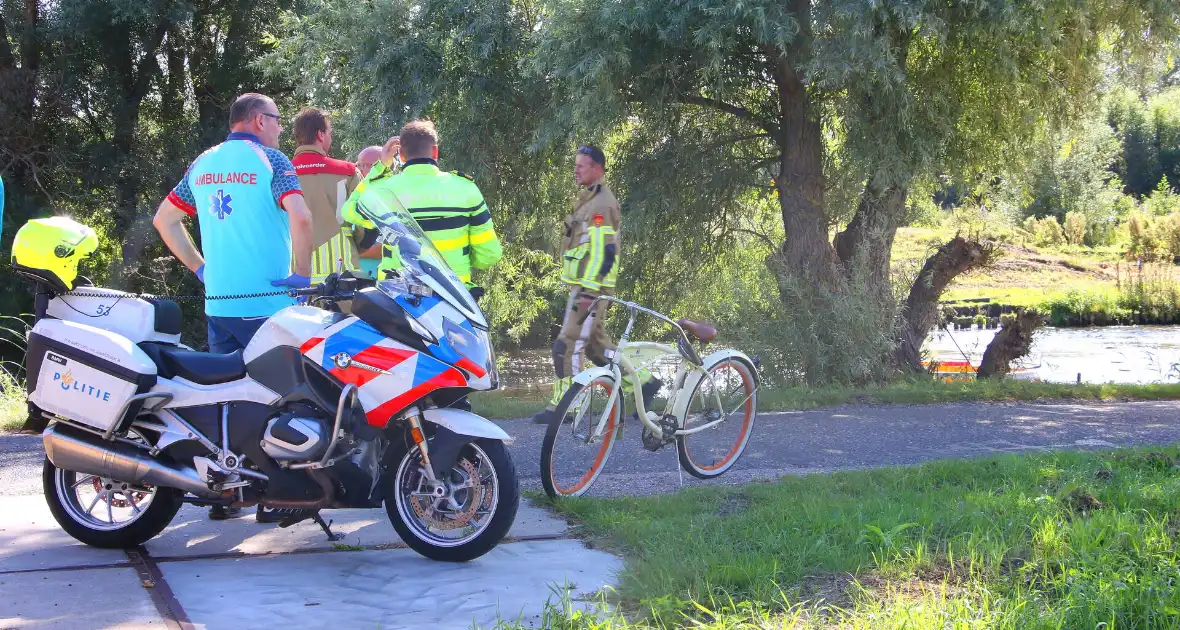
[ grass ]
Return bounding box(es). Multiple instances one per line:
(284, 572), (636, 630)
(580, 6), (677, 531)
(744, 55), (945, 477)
(0, 371), (26, 433)
(494, 446), (1180, 628)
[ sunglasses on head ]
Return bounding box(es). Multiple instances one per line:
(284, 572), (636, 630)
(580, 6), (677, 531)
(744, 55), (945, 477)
(577, 146), (605, 166)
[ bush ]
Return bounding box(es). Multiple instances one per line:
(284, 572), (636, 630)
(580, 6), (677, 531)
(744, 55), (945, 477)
(1040, 289), (1131, 326)
(1063, 210), (1088, 245)
(765, 254), (897, 387)
(1024, 215), (1066, 246)
(1118, 262), (1180, 324)
(1143, 175), (1180, 216)
(1125, 208), (1180, 262)
(944, 205), (1021, 244)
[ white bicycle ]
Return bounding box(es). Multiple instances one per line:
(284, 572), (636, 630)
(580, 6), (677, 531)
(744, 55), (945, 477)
(540, 296), (759, 498)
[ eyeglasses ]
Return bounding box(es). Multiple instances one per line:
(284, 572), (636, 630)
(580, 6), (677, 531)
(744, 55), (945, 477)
(260, 112), (282, 122)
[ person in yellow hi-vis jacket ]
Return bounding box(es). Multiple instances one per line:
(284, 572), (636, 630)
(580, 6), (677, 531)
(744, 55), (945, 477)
(340, 120), (501, 298)
(531, 145), (660, 425)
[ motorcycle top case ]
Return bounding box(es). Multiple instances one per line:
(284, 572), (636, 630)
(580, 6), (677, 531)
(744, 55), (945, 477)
(46, 288), (182, 345)
(26, 319), (157, 433)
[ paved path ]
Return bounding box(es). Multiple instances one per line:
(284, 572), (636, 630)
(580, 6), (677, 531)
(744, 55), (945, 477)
(7, 399), (1178, 497)
(3, 399), (1178, 628)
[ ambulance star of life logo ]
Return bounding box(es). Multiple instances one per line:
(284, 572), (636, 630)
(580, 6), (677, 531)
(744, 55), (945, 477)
(209, 189), (233, 220)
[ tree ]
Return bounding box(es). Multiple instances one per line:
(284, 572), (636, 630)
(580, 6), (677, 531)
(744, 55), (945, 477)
(264, 0), (576, 347)
(533, 0), (1179, 382)
(0, 0), (297, 350)
(1108, 85), (1180, 197)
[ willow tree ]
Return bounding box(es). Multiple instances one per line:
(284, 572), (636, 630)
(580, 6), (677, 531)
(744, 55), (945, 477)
(264, 0), (577, 346)
(534, 0), (1179, 381)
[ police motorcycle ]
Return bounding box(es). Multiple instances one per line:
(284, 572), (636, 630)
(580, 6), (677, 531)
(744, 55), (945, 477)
(11, 199), (518, 563)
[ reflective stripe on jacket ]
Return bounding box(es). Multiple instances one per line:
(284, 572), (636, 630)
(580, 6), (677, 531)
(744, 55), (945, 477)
(560, 177), (621, 290)
(341, 158), (501, 284)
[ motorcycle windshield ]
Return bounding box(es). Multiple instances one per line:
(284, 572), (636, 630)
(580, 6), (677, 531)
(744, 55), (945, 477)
(352, 189), (489, 329)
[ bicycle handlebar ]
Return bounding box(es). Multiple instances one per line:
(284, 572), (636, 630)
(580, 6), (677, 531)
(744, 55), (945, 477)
(587, 294), (703, 365)
(588, 294), (679, 329)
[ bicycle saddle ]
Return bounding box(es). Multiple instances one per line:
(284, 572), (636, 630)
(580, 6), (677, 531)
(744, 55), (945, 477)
(676, 319), (718, 343)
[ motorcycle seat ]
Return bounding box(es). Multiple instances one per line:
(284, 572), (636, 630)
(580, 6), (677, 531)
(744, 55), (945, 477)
(140, 343), (247, 385)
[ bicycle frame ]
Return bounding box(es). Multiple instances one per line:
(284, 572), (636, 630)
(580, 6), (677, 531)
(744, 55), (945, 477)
(578, 295), (741, 442)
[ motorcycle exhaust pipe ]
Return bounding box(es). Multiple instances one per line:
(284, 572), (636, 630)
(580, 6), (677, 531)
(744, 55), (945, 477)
(43, 423), (218, 498)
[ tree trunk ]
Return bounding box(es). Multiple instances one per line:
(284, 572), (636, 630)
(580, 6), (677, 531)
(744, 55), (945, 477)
(19, 0), (38, 115)
(771, 0), (838, 287)
(893, 237), (995, 371)
(977, 310), (1043, 379)
(109, 15), (170, 286)
(834, 177), (909, 292)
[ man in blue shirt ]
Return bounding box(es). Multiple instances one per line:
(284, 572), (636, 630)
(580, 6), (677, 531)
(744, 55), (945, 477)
(154, 93), (313, 353)
(153, 93), (313, 520)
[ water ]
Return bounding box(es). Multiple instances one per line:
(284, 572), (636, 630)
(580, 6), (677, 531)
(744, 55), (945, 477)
(926, 325), (1180, 385)
(493, 349), (556, 398)
(497, 326), (1180, 389)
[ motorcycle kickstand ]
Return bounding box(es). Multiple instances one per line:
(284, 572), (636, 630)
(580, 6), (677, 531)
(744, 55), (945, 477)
(312, 512), (345, 542)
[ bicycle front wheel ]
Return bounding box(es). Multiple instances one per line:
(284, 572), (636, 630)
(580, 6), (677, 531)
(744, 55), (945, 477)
(677, 356), (758, 479)
(540, 375), (624, 498)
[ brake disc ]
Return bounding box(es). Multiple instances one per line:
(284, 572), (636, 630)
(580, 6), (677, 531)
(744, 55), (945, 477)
(91, 477), (149, 508)
(409, 457), (485, 530)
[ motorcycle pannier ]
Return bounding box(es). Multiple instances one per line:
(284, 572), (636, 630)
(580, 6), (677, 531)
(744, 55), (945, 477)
(26, 319), (158, 434)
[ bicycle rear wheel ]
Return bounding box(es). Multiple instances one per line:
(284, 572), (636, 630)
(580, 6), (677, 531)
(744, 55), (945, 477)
(677, 356), (758, 479)
(540, 375), (624, 498)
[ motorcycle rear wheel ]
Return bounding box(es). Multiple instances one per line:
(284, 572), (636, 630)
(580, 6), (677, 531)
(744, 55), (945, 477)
(385, 437), (520, 562)
(42, 456), (183, 549)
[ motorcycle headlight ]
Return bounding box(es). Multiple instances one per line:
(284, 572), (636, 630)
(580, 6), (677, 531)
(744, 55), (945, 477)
(442, 318), (489, 376)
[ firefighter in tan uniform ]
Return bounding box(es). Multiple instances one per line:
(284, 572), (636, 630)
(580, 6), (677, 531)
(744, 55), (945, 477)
(532, 145), (660, 424)
(290, 108), (375, 283)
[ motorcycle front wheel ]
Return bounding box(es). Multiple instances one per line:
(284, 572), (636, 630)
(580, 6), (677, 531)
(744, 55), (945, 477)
(384, 437), (519, 562)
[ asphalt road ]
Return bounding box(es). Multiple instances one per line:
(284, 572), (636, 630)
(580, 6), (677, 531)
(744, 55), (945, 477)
(3, 400), (1179, 497)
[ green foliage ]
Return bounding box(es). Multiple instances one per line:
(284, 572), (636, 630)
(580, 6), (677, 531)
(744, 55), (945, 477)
(1108, 85), (1180, 197)
(1041, 289), (1131, 326)
(479, 243), (566, 348)
(1126, 203), (1180, 262)
(0, 0), (298, 353)
(1002, 117), (1126, 244)
(1143, 175), (1180, 215)
(2, 0), (1178, 389)
(264, 0), (578, 347)
(1118, 262), (1180, 323)
(1022, 215), (1066, 247)
(1063, 210), (1088, 245)
(1035, 263), (1180, 325)
(767, 261), (898, 387)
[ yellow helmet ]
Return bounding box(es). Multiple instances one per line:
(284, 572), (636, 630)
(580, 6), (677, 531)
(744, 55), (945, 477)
(11, 217), (99, 292)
